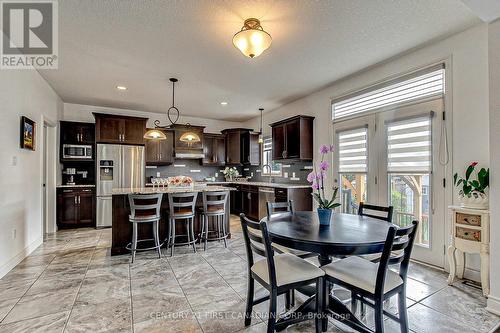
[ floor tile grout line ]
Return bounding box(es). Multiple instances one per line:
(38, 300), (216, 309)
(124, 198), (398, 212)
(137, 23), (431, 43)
(0, 247), (59, 326)
(162, 253), (206, 333)
(61, 238), (98, 333)
(411, 301), (488, 332)
(128, 263), (135, 333)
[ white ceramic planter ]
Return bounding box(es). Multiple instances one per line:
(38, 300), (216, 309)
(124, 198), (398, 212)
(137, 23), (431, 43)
(459, 191), (489, 209)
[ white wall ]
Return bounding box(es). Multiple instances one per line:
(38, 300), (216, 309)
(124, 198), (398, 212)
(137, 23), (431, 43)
(487, 18), (500, 315)
(62, 103), (245, 133)
(0, 69), (63, 278)
(243, 24), (490, 276)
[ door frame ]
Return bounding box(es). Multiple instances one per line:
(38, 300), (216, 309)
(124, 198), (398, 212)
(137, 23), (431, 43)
(41, 116), (57, 236)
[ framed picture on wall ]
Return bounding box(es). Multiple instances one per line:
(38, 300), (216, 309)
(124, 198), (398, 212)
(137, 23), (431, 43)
(20, 116), (36, 150)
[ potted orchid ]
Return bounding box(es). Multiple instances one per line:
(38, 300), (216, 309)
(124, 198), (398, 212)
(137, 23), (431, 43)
(307, 144), (341, 225)
(453, 162), (489, 209)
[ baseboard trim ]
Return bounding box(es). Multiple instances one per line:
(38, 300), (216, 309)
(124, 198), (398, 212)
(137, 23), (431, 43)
(0, 237), (43, 279)
(487, 295), (500, 316)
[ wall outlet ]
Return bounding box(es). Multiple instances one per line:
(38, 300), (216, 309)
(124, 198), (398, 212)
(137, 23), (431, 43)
(284, 172), (289, 178)
(251, 172), (253, 177)
(12, 156), (17, 166)
(156, 172), (161, 177)
(12, 229), (16, 240)
(215, 172), (218, 177)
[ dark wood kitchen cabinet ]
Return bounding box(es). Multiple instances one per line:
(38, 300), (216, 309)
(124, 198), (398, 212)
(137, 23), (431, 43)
(93, 113), (147, 145)
(221, 128), (260, 166)
(202, 133), (225, 166)
(145, 129), (174, 165)
(60, 121), (95, 145)
(57, 187), (95, 228)
(241, 185), (259, 220)
(271, 115), (314, 161)
(274, 187), (313, 211)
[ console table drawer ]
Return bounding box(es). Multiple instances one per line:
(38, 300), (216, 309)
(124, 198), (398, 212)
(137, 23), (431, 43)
(456, 212), (481, 226)
(456, 226), (481, 242)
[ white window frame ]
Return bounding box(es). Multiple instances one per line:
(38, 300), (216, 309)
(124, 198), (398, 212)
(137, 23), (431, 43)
(262, 137), (282, 176)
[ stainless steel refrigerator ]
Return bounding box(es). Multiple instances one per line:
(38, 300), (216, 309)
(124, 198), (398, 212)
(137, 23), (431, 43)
(96, 144), (145, 228)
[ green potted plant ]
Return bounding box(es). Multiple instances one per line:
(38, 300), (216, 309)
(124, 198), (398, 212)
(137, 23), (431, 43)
(453, 162), (489, 209)
(307, 145), (341, 225)
(222, 167), (239, 182)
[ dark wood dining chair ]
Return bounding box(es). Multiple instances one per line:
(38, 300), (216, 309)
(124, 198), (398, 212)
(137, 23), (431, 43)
(266, 201), (317, 259)
(322, 220), (419, 333)
(358, 202), (394, 222)
(240, 213), (325, 333)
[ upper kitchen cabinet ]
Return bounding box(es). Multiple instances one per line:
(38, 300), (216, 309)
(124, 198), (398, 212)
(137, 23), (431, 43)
(60, 121), (95, 145)
(221, 128), (260, 166)
(202, 133), (225, 166)
(145, 129), (174, 165)
(93, 113), (147, 145)
(270, 115), (314, 161)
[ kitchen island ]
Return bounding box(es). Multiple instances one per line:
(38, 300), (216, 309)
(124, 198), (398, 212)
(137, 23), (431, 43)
(111, 185), (234, 255)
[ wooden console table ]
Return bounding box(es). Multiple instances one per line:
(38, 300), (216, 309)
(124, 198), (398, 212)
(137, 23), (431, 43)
(447, 206), (490, 296)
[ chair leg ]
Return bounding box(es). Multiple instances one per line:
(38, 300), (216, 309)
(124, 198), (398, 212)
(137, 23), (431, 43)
(131, 222), (138, 263)
(267, 288), (277, 333)
(166, 217), (172, 249)
(204, 215), (209, 251)
(153, 221), (161, 259)
(199, 214), (205, 245)
(190, 217), (197, 253)
(315, 277), (324, 333)
(360, 297), (366, 318)
(351, 292), (358, 315)
(170, 219), (176, 257)
(285, 291), (291, 310)
(221, 214), (228, 248)
(322, 279), (329, 332)
(374, 298), (384, 333)
(245, 276), (255, 326)
(291, 289), (295, 307)
(398, 289), (409, 333)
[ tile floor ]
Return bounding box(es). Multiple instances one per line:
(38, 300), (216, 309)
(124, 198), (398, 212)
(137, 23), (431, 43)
(0, 216), (498, 333)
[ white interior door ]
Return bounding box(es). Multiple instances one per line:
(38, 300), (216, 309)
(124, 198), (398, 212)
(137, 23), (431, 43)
(333, 98), (446, 267)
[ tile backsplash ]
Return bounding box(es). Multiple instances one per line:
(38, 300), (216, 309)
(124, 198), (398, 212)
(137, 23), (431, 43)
(145, 159), (242, 182)
(145, 160), (311, 184)
(242, 161), (312, 184)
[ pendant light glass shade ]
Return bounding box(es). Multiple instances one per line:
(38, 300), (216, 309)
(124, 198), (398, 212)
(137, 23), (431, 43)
(144, 128), (167, 140)
(233, 18), (272, 58)
(179, 131), (201, 144)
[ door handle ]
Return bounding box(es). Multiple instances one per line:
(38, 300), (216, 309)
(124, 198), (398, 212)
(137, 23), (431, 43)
(74, 196), (77, 204)
(78, 196), (80, 205)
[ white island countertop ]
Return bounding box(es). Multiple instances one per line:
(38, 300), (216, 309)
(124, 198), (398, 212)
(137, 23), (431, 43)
(112, 185), (235, 195)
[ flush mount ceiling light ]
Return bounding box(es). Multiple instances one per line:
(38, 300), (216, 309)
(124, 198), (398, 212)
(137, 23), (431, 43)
(144, 78), (200, 144)
(220, 101), (228, 106)
(116, 85), (127, 90)
(233, 18), (272, 58)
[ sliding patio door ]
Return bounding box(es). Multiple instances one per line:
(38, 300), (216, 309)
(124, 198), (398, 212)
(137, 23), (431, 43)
(333, 99), (446, 267)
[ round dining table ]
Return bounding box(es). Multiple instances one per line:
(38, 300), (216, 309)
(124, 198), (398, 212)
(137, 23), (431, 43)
(262, 211), (395, 333)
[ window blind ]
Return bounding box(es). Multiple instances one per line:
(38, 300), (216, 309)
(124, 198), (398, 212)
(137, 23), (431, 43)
(332, 65), (444, 120)
(338, 127), (368, 173)
(387, 116), (432, 173)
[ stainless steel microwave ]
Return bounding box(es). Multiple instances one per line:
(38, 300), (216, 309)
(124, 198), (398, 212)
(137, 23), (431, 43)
(63, 144), (93, 159)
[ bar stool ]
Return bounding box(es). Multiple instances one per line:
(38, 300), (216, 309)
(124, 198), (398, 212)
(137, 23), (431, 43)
(199, 191), (228, 251)
(166, 192), (198, 256)
(126, 193), (163, 263)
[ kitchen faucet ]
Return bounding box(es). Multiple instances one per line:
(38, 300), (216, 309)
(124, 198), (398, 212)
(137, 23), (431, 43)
(262, 164), (273, 183)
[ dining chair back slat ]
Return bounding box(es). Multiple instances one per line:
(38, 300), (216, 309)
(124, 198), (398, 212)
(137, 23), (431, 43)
(358, 202), (394, 223)
(128, 194), (163, 219)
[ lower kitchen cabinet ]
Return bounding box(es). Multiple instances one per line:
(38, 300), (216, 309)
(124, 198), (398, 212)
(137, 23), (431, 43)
(57, 187), (96, 228)
(242, 185), (259, 221)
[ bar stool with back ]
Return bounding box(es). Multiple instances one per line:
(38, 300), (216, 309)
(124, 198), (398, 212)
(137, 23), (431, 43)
(199, 191), (229, 251)
(166, 192), (198, 256)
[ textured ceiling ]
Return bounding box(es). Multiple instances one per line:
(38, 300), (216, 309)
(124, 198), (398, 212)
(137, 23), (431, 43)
(39, 0), (480, 121)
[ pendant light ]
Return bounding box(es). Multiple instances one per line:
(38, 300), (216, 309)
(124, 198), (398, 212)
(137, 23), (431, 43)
(144, 78), (200, 144)
(233, 18), (272, 58)
(258, 108), (264, 144)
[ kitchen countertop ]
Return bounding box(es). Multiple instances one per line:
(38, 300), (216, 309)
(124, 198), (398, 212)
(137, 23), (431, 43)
(57, 184), (96, 188)
(200, 181), (311, 189)
(112, 185), (235, 195)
